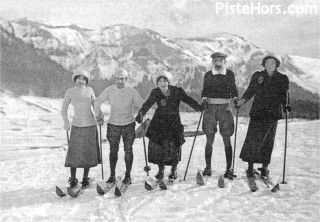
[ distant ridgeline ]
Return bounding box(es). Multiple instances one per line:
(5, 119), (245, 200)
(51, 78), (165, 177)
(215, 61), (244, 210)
(0, 22), (319, 119)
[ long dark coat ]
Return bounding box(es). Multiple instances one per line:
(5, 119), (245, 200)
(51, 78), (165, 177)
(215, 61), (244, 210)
(242, 70), (289, 120)
(137, 85), (201, 165)
(240, 70), (289, 164)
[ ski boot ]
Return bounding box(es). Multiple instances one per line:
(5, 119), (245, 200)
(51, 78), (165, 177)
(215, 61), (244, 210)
(168, 169), (177, 180)
(68, 177), (78, 189)
(258, 167), (269, 177)
(202, 167), (212, 177)
(155, 167), (165, 181)
(224, 169), (234, 179)
(81, 177), (90, 188)
(122, 175), (132, 185)
(106, 176), (116, 184)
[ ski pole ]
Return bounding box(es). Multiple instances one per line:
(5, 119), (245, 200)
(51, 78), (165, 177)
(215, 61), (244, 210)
(99, 125), (104, 180)
(141, 113), (151, 176)
(281, 90), (290, 184)
(183, 110), (204, 181)
(231, 107), (239, 178)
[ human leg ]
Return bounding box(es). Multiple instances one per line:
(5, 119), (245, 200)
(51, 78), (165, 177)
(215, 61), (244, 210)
(202, 105), (218, 176)
(106, 124), (122, 180)
(122, 122), (136, 184)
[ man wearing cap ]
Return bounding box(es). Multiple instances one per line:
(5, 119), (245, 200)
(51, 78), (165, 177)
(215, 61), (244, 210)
(94, 68), (144, 185)
(237, 54), (290, 180)
(201, 52), (238, 179)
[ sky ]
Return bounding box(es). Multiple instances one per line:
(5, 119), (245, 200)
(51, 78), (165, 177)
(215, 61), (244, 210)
(0, 0), (319, 58)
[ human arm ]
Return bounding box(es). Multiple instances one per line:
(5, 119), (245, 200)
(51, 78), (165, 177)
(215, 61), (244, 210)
(93, 88), (109, 125)
(179, 87), (202, 112)
(229, 70), (239, 100)
(61, 90), (71, 131)
(201, 73), (209, 109)
(280, 75), (290, 112)
(133, 88), (144, 109)
(135, 89), (157, 123)
(238, 72), (258, 107)
(90, 87), (96, 107)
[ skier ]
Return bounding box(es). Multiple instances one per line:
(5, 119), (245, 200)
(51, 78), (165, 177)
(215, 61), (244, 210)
(201, 52), (239, 179)
(237, 54), (290, 180)
(135, 72), (202, 181)
(94, 68), (143, 185)
(61, 70), (101, 189)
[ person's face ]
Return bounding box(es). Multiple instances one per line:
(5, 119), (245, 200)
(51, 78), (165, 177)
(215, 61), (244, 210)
(265, 58), (277, 74)
(157, 77), (169, 92)
(212, 57), (225, 70)
(75, 75), (87, 87)
(115, 74), (127, 89)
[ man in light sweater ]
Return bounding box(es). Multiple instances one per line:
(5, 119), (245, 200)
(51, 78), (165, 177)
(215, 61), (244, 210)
(94, 68), (143, 184)
(201, 52), (239, 179)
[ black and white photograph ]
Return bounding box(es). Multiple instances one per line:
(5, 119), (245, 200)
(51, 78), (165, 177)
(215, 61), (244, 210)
(0, 0), (319, 221)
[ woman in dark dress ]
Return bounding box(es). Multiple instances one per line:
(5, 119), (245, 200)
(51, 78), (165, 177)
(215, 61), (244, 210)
(237, 54), (290, 178)
(136, 74), (202, 180)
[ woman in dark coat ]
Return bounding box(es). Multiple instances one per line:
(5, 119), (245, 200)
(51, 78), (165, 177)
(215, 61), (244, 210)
(237, 54), (290, 178)
(136, 74), (202, 180)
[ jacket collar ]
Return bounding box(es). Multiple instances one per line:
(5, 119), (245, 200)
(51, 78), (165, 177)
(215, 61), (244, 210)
(211, 67), (227, 75)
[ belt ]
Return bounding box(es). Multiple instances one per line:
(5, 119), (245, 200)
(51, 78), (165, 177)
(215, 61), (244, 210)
(207, 98), (230, 104)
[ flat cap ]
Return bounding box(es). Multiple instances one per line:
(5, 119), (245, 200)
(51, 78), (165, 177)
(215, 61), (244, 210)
(211, 52), (227, 59)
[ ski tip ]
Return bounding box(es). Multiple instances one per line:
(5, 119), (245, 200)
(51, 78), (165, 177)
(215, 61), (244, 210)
(271, 183), (280, 192)
(55, 186), (66, 197)
(196, 170), (205, 186)
(96, 184), (105, 195)
(114, 185), (122, 197)
(218, 175), (225, 188)
(67, 189), (79, 198)
(145, 181), (154, 191)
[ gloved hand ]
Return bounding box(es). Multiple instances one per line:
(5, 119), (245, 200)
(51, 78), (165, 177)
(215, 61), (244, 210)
(236, 99), (246, 108)
(233, 97), (240, 109)
(284, 104), (292, 112)
(96, 117), (104, 126)
(195, 105), (203, 112)
(135, 112), (144, 124)
(201, 99), (208, 110)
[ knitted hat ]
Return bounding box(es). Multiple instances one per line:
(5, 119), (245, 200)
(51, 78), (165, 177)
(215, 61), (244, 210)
(72, 70), (90, 83)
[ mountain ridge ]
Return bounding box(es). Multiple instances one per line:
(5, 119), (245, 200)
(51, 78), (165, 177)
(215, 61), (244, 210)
(1, 18), (318, 118)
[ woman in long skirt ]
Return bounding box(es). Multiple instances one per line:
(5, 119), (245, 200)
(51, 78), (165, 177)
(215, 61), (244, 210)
(61, 70), (101, 188)
(237, 54), (290, 178)
(135, 73), (202, 180)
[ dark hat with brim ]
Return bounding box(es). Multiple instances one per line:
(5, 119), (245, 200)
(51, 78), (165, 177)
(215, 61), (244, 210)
(261, 54), (281, 68)
(211, 52), (227, 59)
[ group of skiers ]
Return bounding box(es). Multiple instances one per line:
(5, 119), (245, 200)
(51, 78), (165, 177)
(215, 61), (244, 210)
(61, 52), (290, 189)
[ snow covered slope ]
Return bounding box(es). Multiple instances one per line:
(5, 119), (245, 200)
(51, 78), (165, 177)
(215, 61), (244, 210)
(1, 94), (319, 221)
(1, 18), (319, 95)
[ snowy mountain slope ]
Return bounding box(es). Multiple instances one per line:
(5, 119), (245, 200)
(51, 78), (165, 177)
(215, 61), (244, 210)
(1, 18), (319, 119)
(176, 35), (320, 94)
(1, 94), (319, 221)
(287, 55), (320, 93)
(1, 17), (318, 95)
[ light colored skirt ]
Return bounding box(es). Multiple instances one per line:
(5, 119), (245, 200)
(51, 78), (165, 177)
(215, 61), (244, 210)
(65, 125), (101, 168)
